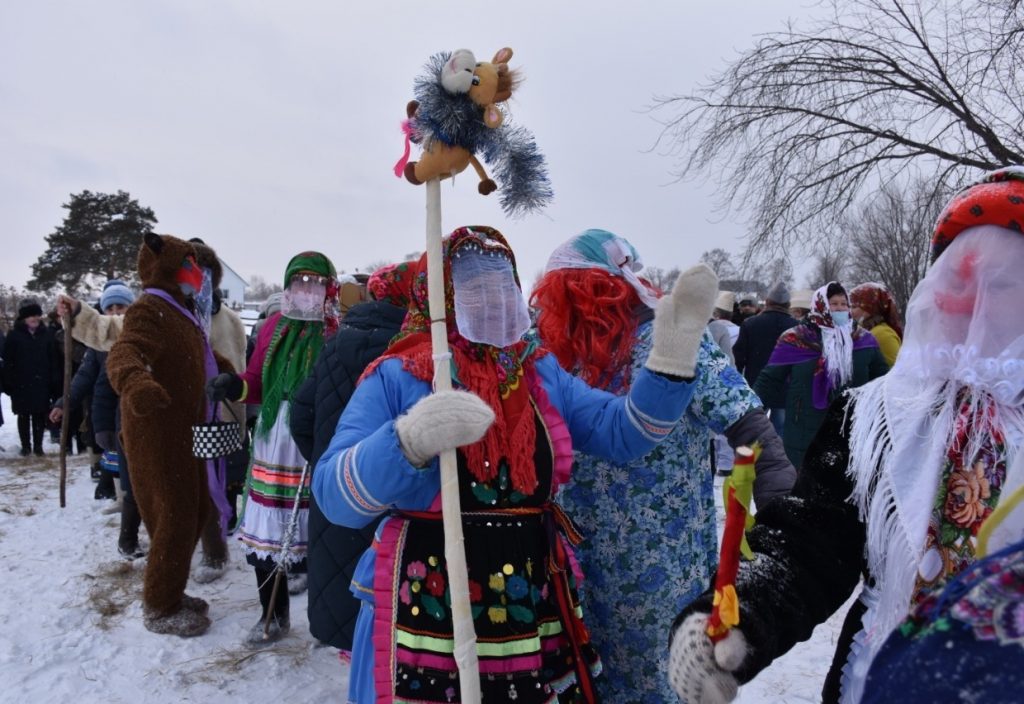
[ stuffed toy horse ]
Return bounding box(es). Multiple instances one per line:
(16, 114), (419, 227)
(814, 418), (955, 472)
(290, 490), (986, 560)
(394, 47), (552, 217)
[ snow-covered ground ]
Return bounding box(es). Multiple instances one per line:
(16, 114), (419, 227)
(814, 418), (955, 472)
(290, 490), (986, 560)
(0, 392), (849, 703)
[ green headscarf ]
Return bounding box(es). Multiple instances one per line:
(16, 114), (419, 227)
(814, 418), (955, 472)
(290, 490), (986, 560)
(258, 251), (336, 436)
(282, 250), (337, 287)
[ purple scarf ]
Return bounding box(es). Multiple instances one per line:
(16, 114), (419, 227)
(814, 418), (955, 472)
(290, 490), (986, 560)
(766, 323), (879, 409)
(145, 288), (232, 538)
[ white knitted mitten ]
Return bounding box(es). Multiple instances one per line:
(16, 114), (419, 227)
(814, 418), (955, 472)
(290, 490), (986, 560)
(395, 390), (495, 467)
(644, 264), (718, 378)
(667, 613), (747, 704)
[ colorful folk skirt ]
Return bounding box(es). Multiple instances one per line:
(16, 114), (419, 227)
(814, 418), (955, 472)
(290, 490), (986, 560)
(237, 402), (310, 571)
(373, 506), (601, 703)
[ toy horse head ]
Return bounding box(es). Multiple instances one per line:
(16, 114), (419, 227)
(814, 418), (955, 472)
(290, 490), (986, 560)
(440, 47), (516, 128)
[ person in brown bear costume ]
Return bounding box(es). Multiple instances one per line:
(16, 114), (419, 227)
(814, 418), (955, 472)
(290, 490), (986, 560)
(106, 233), (236, 637)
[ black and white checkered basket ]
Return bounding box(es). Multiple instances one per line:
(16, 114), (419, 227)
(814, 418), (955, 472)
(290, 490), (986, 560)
(192, 403), (244, 460)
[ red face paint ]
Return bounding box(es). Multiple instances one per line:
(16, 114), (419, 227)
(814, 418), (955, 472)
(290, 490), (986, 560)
(176, 255), (204, 292)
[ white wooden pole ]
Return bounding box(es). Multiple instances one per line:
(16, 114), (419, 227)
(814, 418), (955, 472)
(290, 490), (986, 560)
(425, 178), (481, 702)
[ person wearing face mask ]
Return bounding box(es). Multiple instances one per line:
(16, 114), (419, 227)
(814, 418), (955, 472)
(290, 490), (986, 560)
(753, 281), (888, 470)
(206, 251), (339, 645)
(184, 239), (249, 582)
(106, 234), (238, 637)
(312, 226), (712, 704)
(666, 166), (1024, 704)
(3, 298), (60, 456)
(288, 262), (411, 658)
(850, 282), (904, 369)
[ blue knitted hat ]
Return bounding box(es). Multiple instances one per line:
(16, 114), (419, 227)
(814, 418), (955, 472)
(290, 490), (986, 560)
(100, 280), (135, 311)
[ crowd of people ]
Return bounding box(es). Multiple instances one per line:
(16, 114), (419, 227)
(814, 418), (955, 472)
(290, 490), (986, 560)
(0, 166), (1021, 702)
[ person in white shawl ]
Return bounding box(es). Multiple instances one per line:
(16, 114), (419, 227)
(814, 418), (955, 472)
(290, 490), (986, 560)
(665, 166), (1024, 704)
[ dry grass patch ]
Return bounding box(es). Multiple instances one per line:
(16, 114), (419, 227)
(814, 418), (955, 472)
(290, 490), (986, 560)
(83, 559), (142, 630)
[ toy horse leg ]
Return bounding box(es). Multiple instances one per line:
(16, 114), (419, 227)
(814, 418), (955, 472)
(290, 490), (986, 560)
(469, 156), (497, 195)
(404, 161), (423, 185)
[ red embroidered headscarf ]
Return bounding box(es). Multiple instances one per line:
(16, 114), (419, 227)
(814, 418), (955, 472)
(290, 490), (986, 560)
(367, 262), (415, 308)
(850, 282), (904, 339)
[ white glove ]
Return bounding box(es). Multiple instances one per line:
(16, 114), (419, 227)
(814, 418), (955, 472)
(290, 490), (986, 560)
(645, 264), (718, 378)
(667, 613), (747, 704)
(395, 390), (496, 467)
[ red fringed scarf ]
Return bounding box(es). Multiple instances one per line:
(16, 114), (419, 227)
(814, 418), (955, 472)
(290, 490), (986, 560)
(361, 226), (545, 495)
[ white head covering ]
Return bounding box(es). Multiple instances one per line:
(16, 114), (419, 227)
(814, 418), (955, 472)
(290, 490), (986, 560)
(843, 226), (1024, 701)
(810, 282), (855, 388)
(544, 229), (661, 309)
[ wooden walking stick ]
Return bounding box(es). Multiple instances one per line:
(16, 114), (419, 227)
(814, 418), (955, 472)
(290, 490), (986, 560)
(59, 310), (73, 508)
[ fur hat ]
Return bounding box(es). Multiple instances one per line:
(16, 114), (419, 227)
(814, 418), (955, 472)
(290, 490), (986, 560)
(100, 280), (135, 312)
(790, 289), (813, 310)
(766, 281), (790, 305)
(17, 298), (43, 320)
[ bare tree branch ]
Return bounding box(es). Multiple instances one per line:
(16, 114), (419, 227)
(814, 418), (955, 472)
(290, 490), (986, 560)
(653, 0), (1024, 253)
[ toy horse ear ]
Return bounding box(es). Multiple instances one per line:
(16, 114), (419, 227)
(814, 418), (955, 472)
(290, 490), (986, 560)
(483, 104), (504, 129)
(492, 47), (513, 65)
(144, 232), (164, 254)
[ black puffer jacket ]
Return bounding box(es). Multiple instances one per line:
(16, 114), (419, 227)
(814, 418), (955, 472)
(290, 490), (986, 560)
(289, 300), (406, 650)
(3, 321), (60, 415)
(673, 397), (867, 702)
(733, 307), (798, 407)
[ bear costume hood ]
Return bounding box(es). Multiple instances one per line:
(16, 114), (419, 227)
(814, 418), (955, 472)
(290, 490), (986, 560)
(139, 233), (199, 308)
(189, 238), (224, 290)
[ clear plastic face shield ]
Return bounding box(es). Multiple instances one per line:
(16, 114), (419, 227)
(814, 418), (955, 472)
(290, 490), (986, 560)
(282, 273), (329, 322)
(451, 245), (531, 348)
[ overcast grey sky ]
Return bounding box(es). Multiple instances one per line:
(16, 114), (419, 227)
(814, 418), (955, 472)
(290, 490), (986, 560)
(1, 0), (812, 292)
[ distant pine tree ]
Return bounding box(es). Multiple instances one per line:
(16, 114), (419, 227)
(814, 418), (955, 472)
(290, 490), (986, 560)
(29, 190), (157, 294)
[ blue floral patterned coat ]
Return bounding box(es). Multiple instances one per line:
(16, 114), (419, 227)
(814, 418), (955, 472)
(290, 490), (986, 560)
(559, 325), (761, 704)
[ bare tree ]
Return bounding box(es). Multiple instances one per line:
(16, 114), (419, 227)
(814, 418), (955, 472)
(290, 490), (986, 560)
(805, 234), (849, 290)
(655, 0), (1024, 252)
(246, 275), (283, 301)
(642, 266), (682, 294)
(841, 178), (945, 310)
(698, 248), (739, 280)
(739, 253), (794, 294)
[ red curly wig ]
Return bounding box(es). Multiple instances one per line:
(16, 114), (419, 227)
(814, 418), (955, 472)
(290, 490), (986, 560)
(531, 268), (645, 391)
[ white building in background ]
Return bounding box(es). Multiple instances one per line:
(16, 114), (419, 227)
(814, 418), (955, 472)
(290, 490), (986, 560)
(218, 258), (248, 310)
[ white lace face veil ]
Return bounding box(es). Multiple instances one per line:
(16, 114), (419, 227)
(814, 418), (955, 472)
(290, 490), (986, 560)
(451, 243), (532, 348)
(896, 225), (1024, 405)
(282, 274), (329, 322)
